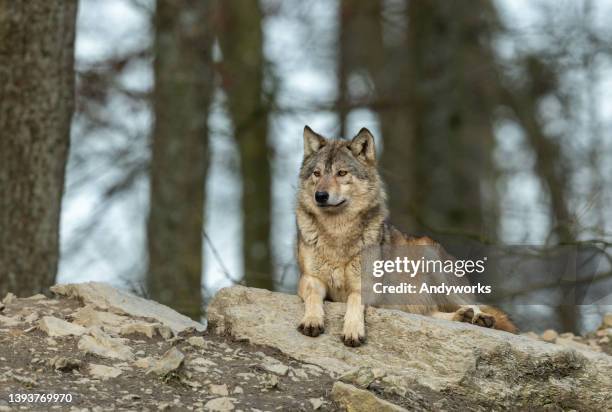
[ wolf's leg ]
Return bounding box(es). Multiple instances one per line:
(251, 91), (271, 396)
(452, 305), (496, 328)
(342, 292), (365, 347)
(297, 275), (326, 337)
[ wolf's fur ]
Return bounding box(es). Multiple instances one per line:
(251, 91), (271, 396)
(296, 126), (517, 347)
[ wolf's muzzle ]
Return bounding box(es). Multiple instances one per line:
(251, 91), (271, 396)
(315, 191), (329, 204)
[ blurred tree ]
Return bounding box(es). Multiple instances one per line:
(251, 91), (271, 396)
(146, 0), (214, 319)
(0, 1), (78, 297)
(402, 0), (501, 240)
(501, 55), (580, 332)
(338, 0), (418, 232)
(217, 0), (273, 290)
(337, 0), (500, 239)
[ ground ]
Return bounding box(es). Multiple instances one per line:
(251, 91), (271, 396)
(0, 295), (337, 411)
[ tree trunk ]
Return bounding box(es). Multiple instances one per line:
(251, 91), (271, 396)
(501, 57), (579, 333)
(340, 0), (419, 232)
(0, 1), (77, 297)
(339, 0), (500, 238)
(217, 1), (273, 290)
(146, 0), (214, 320)
(402, 0), (501, 240)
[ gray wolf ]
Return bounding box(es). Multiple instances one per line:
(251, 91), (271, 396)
(296, 126), (517, 347)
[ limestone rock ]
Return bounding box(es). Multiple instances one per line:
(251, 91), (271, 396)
(38, 316), (87, 337)
(2, 293), (16, 304)
(147, 347), (184, 376)
(339, 367), (380, 389)
(0, 314), (21, 327)
(72, 305), (127, 330)
(331, 382), (407, 412)
(89, 364), (122, 379)
(51, 282), (204, 334)
(261, 356), (289, 376)
(120, 322), (158, 339)
(24, 294), (46, 300)
(23, 312), (39, 324)
(209, 384), (229, 396)
(204, 397), (234, 411)
(540, 329), (558, 343)
(186, 336), (208, 348)
(157, 325), (174, 339)
(309, 397), (324, 410)
(556, 337), (598, 352)
(133, 357), (155, 369)
(78, 328), (134, 361)
(208, 286), (612, 411)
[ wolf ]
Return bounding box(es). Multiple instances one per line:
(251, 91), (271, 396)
(296, 126), (517, 347)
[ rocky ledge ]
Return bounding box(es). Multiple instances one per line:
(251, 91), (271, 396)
(208, 286), (612, 411)
(0, 282), (610, 411)
(0, 283), (334, 411)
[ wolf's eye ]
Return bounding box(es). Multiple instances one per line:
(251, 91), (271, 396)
(337, 170), (347, 177)
(313, 170), (321, 177)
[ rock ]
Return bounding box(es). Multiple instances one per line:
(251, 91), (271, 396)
(0, 302), (4, 312)
(89, 364), (122, 379)
(556, 337), (599, 352)
(24, 294), (46, 300)
(204, 397), (234, 411)
(133, 357), (155, 369)
(73, 305), (127, 330)
(186, 336), (208, 349)
(2, 293), (16, 304)
(120, 322), (158, 339)
(51, 282), (204, 334)
(602, 313), (612, 328)
(23, 312), (39, 323)
(147, 347), (184, 376)
(2, 371), (37, 387)
(49, 356), (81, 372)
(0, 314), (21, 327)
(261, 357), (289, 376)
(209, 384), (229, 396)
(180, 375), (203, 389)
(540, 329), (558, 343)
(38, 316), (87, 337)
(259, 373), (279, 389)
(187, 357), (217, 367)
(157, 325), (174, 339)
(208, 286), (612, 411)
(309, 397), (324, 410)
(331, 382), (407, 412)
(78, 328), (134, 361)
(232, 386), (243, 394)
(339, 367), (378, 389)
(521, 331), (539, 340)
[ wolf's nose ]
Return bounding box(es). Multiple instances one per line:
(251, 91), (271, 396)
(315, 191), (329, 204)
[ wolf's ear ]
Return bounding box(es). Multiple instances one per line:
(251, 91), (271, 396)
(350, 128), (376, 163)
(303, 126), (326, 157)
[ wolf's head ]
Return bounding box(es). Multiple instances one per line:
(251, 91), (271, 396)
(298, 126), (386, 217)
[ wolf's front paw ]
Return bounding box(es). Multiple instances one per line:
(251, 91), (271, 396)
(453, 307), (496, 328)
(298, 316), (325, 337)
(342, 318), (366, 347)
